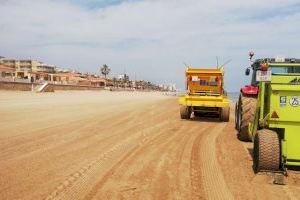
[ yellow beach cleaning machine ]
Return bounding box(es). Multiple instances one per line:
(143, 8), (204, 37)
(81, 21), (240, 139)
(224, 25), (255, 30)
(179, 67), (230, 121)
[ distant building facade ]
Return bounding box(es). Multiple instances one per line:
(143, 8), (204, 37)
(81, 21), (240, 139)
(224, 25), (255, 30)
(0, 56), (107, 87)
(0, 57), (55, 81)
(0, 64), (14, 78)
(0, 56), (164, 90)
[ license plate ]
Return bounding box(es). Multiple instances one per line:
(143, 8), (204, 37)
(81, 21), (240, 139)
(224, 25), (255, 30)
(256, 70), (271, 82)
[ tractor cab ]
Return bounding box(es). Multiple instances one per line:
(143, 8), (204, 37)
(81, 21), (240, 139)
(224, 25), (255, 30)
(246, 58), (300, 86)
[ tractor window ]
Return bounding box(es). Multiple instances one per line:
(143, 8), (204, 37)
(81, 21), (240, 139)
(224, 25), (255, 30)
(271, 66), (300, 74)
(208, 81), (218, 86)
(271, 67), (287, 74)
(200, 80), (206, 86)
(199, 79), (218, 86)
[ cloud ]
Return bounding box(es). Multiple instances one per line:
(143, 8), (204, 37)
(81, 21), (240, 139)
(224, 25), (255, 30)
(0, 0), (300, 91)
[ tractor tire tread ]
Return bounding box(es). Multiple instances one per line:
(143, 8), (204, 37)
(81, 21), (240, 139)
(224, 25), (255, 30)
(221, 107), (230, 122)
(239, 95), (257, 141)
(254, 129), (280, 172)
(180, 106), (190, 119)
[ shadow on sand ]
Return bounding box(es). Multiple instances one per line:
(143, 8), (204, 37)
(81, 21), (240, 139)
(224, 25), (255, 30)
(188, 116), (223, 123)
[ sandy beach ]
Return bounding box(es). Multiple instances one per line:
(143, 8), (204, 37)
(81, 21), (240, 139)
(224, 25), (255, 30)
(0, 91), (299, 199)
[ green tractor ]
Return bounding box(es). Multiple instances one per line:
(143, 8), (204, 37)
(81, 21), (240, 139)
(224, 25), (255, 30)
(242, 56), (300, 173)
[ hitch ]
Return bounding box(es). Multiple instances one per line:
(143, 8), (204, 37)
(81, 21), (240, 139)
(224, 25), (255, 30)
(273, 173), (286, 185)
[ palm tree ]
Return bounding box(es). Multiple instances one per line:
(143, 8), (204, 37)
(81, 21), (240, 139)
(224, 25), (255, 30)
(124, 74), (129, 82)
(112, 77), (117, 87)
(100, 64), (110, 79)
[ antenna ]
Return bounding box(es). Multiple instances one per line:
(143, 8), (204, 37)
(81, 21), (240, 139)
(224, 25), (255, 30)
(216, 56), (219, 68)
(183, 62), (189, 68)
(220, 59), (232, 68)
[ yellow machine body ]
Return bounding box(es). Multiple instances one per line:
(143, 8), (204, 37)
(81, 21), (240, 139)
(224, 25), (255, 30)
(179, 67), (229, 107)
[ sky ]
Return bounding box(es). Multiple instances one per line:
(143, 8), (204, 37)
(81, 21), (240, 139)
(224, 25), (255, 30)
(1, 0), (300, 91)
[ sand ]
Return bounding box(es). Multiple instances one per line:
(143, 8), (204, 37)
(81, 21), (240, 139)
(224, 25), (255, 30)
(0, 91), (299, 199)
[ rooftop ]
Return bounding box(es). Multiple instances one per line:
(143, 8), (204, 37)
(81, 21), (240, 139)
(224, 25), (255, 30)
(0, 64), (15, 71)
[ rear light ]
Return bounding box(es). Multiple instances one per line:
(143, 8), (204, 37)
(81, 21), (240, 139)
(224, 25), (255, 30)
(271, 111), (279, 119)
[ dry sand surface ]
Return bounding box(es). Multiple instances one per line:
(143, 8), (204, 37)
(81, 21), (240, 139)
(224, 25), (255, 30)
(0, 91), (300, 200)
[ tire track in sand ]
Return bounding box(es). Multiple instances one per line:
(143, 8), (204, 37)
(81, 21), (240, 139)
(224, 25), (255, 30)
(83, 122), (182, 199)
(190, 123), (213, 200)
(191, 121), (233, 200)
(152, 125), (202, 200)
(44, 117), (170, 200)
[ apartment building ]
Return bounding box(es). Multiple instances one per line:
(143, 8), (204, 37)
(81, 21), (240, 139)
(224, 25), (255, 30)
(0, 56), (105, 87)
(0, 64), (14, 78)
(0, 57), (55, 81)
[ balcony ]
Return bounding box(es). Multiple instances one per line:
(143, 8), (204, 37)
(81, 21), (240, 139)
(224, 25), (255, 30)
(20, 60), (32, 64)
(37, 66), (55, 73)
(20, 66), (32, 71)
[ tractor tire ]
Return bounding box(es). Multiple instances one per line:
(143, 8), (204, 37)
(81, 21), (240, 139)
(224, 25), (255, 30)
(234, 102), (239, 129)
(253, 129), (280, 173)
(238, 94), (257, 141)
(180, 106), (191, 119)
(220, 107), (230, 122)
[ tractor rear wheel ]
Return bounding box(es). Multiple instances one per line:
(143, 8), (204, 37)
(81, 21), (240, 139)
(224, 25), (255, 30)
(238, 94), (257, 141)
(234, 102), (239, 129)
(180, 106), (191, 119)
(220, 107), (230, 122)
(253, 129), (280, 173)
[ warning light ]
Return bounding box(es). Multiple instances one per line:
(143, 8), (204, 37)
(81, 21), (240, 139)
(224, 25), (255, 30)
(260, 63), (269, 71)
(271, 111), (279, 119)
(249, 51), (255, 60)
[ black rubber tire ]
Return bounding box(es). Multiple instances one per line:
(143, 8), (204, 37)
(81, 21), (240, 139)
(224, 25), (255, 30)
(253, 129), (280, 173)
(180, 106), (191, 119)
(220, 107), (230, 122)
(238, 94), (257, 141)
(234, 102), (239, 129)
